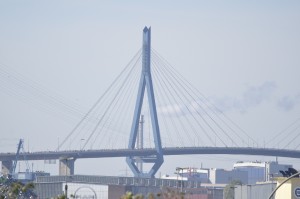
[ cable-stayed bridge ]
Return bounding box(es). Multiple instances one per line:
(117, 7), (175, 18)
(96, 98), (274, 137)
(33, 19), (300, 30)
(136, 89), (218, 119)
(1, 27), (300, 178)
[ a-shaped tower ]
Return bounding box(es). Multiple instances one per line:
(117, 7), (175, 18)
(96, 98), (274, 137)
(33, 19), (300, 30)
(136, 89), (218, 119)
(126, 27), (164, 178)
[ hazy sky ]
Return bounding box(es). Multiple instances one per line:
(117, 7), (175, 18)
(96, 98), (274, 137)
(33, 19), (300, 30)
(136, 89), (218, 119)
(0, 1), (300, 176)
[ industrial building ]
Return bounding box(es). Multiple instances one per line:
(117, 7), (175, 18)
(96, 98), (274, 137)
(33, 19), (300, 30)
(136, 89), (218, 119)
(234, 182), (276, 199)
(34, 175), (225, 199)
(161, 161), (292, 186)
(162, 167), (248, 185)
(233, 161), (292, 184)
(162, 167), (210, 183)
(2, 159), (295, 198)
(208, 168), (248, 184)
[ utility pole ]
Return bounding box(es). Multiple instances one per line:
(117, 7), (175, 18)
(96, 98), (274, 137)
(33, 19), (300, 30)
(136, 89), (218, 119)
(65, 158), (68, 199)
(176, 167), (184, 193)
(136, 115), (144, 173)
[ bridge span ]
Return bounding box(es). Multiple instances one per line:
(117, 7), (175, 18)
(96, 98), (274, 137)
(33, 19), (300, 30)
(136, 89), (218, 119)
(1, 147), (300, 176)
(1, 147), (300, 161)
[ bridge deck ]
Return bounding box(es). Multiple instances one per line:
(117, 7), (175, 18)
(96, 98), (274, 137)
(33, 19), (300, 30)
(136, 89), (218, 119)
(1, 147), (300, 161)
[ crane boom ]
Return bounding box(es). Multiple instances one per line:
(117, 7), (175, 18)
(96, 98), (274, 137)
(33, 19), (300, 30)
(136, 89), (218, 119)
(12, 139), (23, 174)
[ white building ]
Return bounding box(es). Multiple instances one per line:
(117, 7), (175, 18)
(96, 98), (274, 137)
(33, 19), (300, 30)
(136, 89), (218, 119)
(164, 167), (248, 184)
(162, 167), (210, 183)
(163, 161), (293, 186)
(63, 183), (108, 199)
(209, 168), (248, 184)
(233, 161), (292, 184)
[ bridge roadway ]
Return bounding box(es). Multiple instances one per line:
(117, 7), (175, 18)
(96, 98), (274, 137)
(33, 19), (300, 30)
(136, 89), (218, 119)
(1, 147), (300, 161)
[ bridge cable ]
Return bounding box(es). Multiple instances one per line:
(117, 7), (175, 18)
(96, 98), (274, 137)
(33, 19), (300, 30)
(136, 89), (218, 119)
(0, 62), (86, 121)
(152, 50), (234, 147)
(152, 60), (188, 146)
(151, 49), (255, 146)
(154, 54), (229, 147)
(102, 62), (141, 149)
(93, 56), (142, 149)
(152, 49), (253, 147)
(152, 57), (206, 146)
(272, 122), (300, 149)
(148, 65), (175, 146)
(267, 117), (300, 147)
(152, 61), (197, 146)
(82, 52), (142, 149)
(282, 124), (300, 149)
(152, 51), (223, 146)
(58, 49), (142, 150)
(152, 51), (239, 147)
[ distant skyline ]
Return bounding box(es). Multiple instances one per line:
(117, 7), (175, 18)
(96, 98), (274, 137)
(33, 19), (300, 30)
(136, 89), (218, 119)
(0, 1), (300, 176)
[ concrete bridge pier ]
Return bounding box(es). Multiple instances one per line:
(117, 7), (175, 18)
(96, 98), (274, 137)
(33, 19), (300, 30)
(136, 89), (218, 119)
(1, 160), (12, 175)
(59, 158), (75, 176)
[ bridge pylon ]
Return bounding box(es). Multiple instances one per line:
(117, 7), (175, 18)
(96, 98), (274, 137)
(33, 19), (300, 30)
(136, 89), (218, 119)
(126, 27), (164, 178)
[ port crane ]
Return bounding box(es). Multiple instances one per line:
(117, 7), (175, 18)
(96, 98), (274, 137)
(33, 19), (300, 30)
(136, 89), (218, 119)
(11, 139), (30, 175)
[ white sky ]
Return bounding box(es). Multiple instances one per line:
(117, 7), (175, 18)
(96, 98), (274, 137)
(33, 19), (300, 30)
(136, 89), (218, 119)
(0, 1), (300, 176)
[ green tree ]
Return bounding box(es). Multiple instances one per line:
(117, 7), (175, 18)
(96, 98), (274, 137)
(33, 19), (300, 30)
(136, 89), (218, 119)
(55, 195), (66, 199)
(121, 189), (185, 199)
(0, 175), (37, 199)
(121, 192), (134, 199)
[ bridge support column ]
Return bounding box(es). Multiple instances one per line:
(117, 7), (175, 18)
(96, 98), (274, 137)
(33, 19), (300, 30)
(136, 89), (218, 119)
(127, 27), (164, 178)
(59, 158), (75, 176)
(1, 160), (12, 175)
